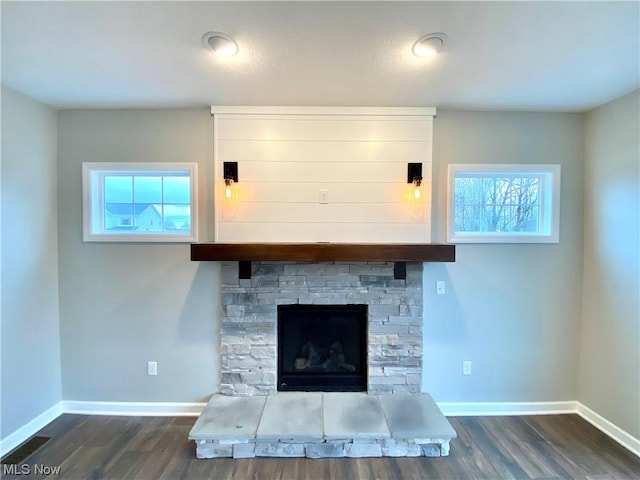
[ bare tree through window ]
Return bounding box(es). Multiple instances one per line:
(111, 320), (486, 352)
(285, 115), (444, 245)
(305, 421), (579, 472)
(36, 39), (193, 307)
(448, 164), (560, 243)
(454, 175), (541, 233)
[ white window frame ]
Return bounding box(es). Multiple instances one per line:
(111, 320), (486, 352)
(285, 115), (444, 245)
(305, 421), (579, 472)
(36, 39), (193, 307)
(82, 162), (198, 242)
(447, 164), (560, 244)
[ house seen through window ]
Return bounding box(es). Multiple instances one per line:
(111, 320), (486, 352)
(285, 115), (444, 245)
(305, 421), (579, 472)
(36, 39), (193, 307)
(83, 163), (198, 242)
(104, 175), (191, 232)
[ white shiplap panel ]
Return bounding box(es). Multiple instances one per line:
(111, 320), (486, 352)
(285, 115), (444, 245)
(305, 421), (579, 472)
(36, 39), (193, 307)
(238, 161), (406, 183)
(213, 109), (434, 243)
(216, 222), (430, 243)
(217, 202), (426, 224)
(224, 181), (431, 204)
(216, 117), (433, 142)
(217, 139), (431, 164)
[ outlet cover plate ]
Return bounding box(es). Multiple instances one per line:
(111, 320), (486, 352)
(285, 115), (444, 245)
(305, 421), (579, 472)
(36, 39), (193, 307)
(462, 361), (472, 375)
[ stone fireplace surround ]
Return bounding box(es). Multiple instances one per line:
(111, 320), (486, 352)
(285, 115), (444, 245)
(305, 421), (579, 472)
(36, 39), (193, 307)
(189, 259), (458, 459)
(219, 260), (424, 396)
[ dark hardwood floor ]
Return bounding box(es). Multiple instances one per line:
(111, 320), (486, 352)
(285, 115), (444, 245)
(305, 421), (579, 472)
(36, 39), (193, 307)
(2, 413), (638, 479)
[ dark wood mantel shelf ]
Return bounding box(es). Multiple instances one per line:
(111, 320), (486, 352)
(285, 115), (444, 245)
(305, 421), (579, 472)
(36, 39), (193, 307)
(191, 243), (455, 280)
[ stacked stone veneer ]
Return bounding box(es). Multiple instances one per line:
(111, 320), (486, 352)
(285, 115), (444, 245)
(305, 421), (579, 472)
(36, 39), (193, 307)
(196, 437), (449, 459)
(220, 261), (423, 395)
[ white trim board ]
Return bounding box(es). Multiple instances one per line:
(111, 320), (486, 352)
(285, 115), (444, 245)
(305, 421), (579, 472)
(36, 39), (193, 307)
(437, 400), (576, 417)
(437, 400), (639, 457)
(62, 401), (206, 417)
(0, 402), (64, 457)
(211, 106), (437, 116)
(576, 402), (640, 457)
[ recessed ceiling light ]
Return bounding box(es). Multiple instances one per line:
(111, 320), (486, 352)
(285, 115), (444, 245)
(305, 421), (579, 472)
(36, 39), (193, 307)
(412, 33), (447, 57)
(202, 31), (238, 56)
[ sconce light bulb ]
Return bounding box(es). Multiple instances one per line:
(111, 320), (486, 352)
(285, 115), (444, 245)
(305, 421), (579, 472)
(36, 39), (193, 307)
(412, 175), (422, 200)
(224, 177), (234, 199)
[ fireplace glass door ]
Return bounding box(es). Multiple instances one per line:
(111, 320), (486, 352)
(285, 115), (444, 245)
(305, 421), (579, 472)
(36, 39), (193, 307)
(277, 304), (367, 392)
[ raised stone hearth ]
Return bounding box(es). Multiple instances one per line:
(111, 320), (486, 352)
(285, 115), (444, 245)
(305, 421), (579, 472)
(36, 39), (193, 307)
(220, 261), (423, 396)
(189, 393), (456, 458)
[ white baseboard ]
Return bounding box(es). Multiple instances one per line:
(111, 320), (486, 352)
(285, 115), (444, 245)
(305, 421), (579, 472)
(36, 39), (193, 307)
(0, 402), (64, 458)
(576, 402), (640, 457)
(437, 400), (577, 417)
(61, 400), (206, 417)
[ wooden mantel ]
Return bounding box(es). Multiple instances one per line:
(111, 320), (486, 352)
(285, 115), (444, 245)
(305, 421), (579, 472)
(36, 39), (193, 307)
(191, 243), (455, 280)
(191, 242), (455, 262)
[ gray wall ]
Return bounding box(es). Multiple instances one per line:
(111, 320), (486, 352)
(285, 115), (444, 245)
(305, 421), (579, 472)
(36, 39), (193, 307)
(57, 109), (219, 402)
(423, 111), (584, 402)
(580, 90), (640, 438)
(1, 86), (62, 437)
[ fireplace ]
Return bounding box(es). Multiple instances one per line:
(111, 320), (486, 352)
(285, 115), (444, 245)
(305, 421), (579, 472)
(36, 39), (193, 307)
(277, 305), (367, 392)
(218, 261), (424, 396)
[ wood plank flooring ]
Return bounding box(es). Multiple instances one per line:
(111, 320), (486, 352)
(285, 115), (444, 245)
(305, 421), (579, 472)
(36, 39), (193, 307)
(2, 413), (638, 479)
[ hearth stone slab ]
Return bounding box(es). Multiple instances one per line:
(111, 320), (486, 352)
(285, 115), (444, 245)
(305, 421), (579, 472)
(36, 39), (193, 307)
(323, 392), (390, 440)
(379, 393), (456, 440)
(189, 392), (455, 458)
(256, 392), (323, 442)
(189, 395), (266, 441)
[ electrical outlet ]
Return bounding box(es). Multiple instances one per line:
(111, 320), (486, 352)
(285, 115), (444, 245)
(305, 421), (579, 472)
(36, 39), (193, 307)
(462, 361), (472, 376)
(147, 361), (158, 376)
(319, 189), (329, 204)
(436, 281), (446, 295)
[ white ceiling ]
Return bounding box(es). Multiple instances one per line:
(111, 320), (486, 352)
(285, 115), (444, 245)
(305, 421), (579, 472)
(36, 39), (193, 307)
(2, 1), (638, 111)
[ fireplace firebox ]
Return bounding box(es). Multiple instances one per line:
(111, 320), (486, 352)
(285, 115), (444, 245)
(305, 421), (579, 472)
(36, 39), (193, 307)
(277, 305), (367, 392)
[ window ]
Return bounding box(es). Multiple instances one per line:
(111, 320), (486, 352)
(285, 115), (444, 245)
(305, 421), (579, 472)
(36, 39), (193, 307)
(83, 163), (198, 242)
(447, 164), (560, 243)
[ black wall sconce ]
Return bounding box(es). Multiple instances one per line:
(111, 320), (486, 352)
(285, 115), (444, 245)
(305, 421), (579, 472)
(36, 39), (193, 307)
(408, 163), (423, 199)
(223, 162), (238, 199)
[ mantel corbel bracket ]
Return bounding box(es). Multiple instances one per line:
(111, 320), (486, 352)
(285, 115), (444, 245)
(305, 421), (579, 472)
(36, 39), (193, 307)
(393, 262), (407, 280)
(239, 261), (252, 280)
